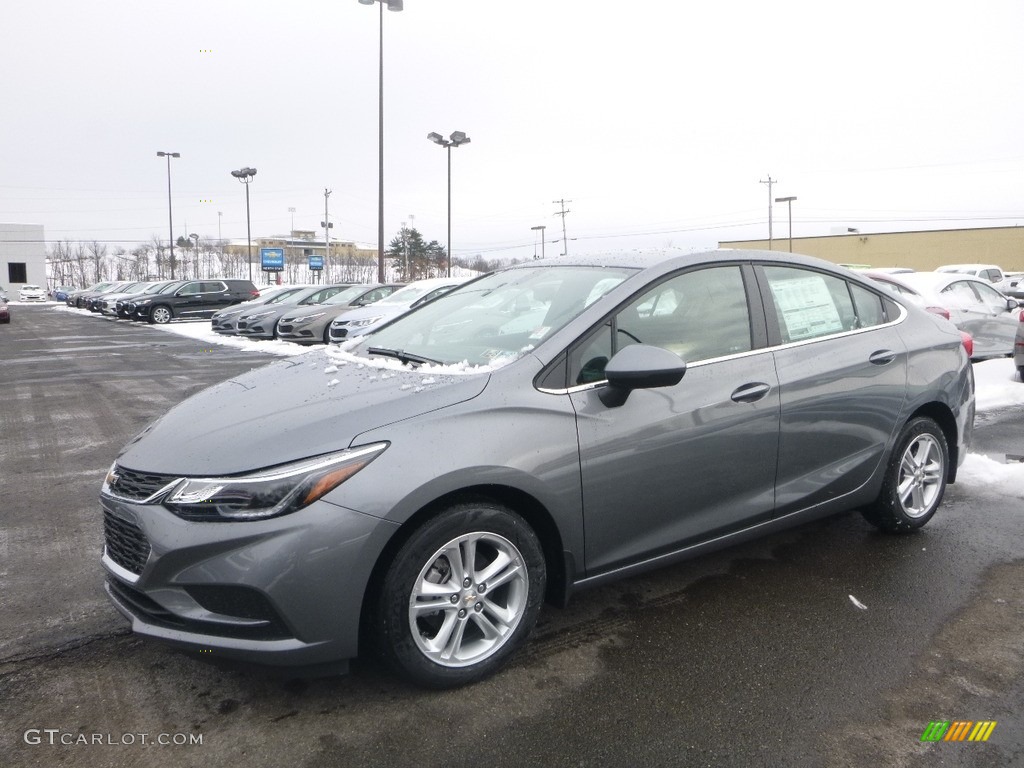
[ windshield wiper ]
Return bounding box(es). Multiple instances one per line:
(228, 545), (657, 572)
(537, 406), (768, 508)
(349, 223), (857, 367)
(367, 347), (444, 366)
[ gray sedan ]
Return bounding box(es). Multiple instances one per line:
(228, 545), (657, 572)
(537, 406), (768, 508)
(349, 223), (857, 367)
(100, 249), (974, 688)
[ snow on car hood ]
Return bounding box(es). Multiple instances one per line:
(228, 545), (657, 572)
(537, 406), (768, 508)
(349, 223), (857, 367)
(116, 348), (491, 476)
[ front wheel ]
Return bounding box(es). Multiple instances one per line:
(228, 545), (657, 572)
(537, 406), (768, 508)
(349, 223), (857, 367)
(373, 502), (546, 688)
(861, 417), (948, 533)
(149, 305), (173, 324)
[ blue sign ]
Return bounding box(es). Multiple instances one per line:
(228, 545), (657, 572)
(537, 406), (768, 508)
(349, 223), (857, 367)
(308, 255), (324, 271)
(260, 248), (285, 271)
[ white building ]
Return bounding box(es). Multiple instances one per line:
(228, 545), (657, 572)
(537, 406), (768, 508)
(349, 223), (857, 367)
(1, 223), (48, 291)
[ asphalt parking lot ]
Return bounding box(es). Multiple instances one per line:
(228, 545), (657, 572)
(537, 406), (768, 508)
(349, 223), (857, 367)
(2, 305), (1024, 768)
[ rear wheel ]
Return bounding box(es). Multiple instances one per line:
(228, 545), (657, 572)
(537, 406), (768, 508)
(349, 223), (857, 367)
(861, 417), (948, 533)
(373, 502), (546, 688)
(149, 305), (173, 324)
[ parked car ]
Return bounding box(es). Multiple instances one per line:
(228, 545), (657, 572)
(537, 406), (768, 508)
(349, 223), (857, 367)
(114, 281), (182, 319)
(328, 277), (471, 343)
(69, 281), (126, 308)
(276, 284), (402, 345)
(866, 271), (1021, 360)
(1000, 271), (1024, 300)
(19, 284), (47, 302)
(210, 285), (312, 334)
(50, 285), (76, 301)
(0, 298), (9, 324)
(936, 263), (1006, 284)
(100, 249), (974, 688)
(86, 281), (145, 312)
(235, 284), (353, 339)
(128, 279), (259, 324)
(96, 281), (160, 317)
(1015, 320), (1024, 380)
(0, 285), (8, 301)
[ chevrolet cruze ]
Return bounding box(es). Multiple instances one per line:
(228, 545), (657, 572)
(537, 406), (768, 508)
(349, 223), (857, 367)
(100, 250), (974, 688)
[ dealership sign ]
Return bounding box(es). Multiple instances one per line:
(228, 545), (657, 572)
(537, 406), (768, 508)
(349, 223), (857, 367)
(308, 255), (324, 271)
(260, 248), (285, 272)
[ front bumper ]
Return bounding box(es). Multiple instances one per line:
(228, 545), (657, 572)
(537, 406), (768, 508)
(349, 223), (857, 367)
(100, 490), (397, 666)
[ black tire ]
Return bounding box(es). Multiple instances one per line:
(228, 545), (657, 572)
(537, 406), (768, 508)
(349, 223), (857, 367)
(149, 305), (173, 325)
(861, 417), (948, 533)
(373, 502), (546, 689)
(1018, 366), (1024, 382)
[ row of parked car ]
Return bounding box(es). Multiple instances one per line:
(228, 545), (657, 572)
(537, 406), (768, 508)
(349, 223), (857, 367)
(62, 275), (473, 346)
(851, 264), (1024, 373)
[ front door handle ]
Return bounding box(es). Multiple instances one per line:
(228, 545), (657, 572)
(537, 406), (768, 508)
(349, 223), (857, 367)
(731, 382), (771, 403)
(869, 350), (896, 365)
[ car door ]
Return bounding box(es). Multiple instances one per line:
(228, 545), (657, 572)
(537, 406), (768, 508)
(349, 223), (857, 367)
(757, 265), (908, 516)
(568, 264), (781, 575)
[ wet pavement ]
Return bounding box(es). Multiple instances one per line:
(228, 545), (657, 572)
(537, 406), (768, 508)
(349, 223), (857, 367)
(2, 305), (1023, 767)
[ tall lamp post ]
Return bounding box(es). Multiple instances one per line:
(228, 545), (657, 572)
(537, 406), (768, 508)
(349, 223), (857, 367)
(189, 233), (200, 279)
(359, 0), (404, 283)
(156, 151), (180, 278)
(231, 167), (257, 281)
(774, 196), (797, 252)
(531, 225), (547, 260)
(427, 131), (471, 277)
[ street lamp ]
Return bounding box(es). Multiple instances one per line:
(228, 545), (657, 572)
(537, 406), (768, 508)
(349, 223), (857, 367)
(359, 0), (404, 283)
(774, 196), (797, 252)
(531, 225), (547, 260)
(189, 233), (199, 278)
(427, 130), (471, 277)
(156, 151), (180, 278)
(231, 167), (257, 281)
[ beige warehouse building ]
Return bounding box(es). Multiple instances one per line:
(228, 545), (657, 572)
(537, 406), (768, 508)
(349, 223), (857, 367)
(719, 225), (1024, 273)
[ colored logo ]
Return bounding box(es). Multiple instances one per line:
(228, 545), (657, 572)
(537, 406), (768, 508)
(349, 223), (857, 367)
(921, 721), (997, 742)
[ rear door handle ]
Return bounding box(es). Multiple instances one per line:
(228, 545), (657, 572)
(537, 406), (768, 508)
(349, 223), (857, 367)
(869, 350), (897, 365)
(731, 382), (771, 403)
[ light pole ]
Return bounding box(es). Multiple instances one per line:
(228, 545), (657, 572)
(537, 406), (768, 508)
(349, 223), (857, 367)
(531, 225), (547, 260)
(231, 167), (257, 281)
(156, 151), (180, 278)
(774, 196), (797, 252)
(189, 233), (199, 278)
(359, 0), (404, 283)
(427, 131), (471, 277)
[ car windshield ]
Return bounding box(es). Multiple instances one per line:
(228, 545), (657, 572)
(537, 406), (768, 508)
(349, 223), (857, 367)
(354, 265), (634, 368)
(324, 285), (376, 305)
(376, 282), (451, 306)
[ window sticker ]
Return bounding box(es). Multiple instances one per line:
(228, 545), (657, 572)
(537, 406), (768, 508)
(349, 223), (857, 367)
(770, 275), (844, 340)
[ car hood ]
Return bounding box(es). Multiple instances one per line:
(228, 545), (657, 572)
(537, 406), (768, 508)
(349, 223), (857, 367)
(334, 304), (407, 323)
(116, 349), (490, 476)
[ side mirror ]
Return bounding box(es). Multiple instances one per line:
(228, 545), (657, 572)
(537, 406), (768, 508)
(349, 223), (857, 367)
(1007, 298), (1019, 310)
(598, 344), (686, 408)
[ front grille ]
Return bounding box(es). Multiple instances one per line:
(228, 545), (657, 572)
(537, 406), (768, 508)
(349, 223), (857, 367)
(278, 323), (294, 334)
(109, 466), (179, 501)
(104, 510), (151, 575)
(330, 326), (349, 340)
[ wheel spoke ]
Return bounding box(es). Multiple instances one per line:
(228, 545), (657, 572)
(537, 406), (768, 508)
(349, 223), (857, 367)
(469, 609), (504, 641)
(423, 610), (459, 656)
(477, 550), (515, 587)
(439, 616), (469, 662)
(481, 596), (517, 630)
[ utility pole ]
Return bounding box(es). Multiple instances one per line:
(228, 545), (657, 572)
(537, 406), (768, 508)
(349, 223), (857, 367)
(759, 176), (776, 250)
(322, 189), (333, 282)
(553, 198), (572, 256)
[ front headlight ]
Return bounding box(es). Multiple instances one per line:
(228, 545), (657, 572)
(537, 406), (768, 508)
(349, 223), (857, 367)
(346, 315), (385, 328)
(161, 443), (388, 521)
(245, 310), (276, 321)
(290, 312), (326, 324)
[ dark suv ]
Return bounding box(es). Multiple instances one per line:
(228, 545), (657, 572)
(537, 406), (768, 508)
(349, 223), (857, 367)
(129, 280), (259, 324)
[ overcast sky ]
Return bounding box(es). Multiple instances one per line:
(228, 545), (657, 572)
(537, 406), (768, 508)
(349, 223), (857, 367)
(3, 0), (1023, 263)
